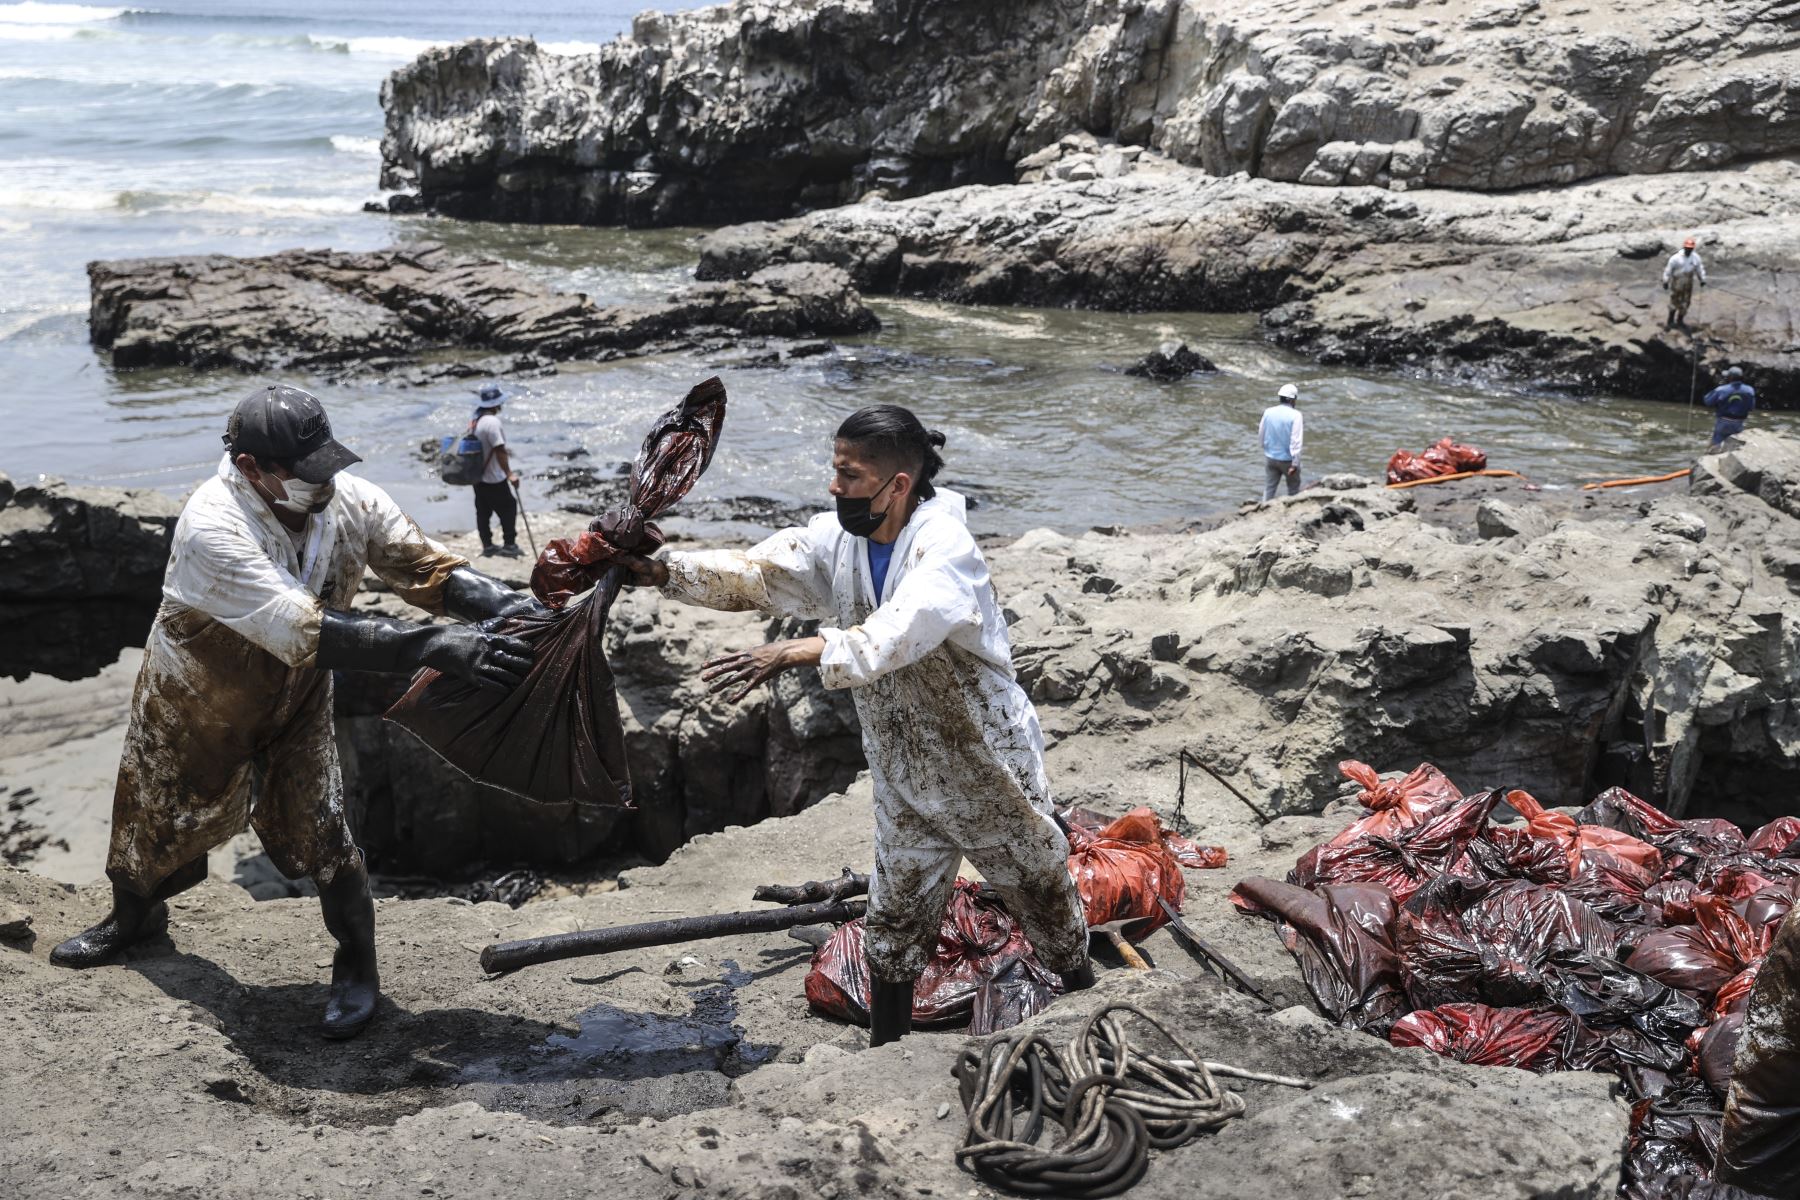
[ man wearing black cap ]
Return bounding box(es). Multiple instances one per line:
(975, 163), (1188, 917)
(51, 384), (539, 1040)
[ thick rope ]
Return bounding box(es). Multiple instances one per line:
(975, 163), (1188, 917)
(951, 1002), (1307, 1197)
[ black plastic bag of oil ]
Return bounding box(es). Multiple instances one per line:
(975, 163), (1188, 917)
(384, 378), (727, 808)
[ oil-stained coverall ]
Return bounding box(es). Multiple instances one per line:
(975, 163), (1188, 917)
(106, 455), (466, 897)
(656, 488), (1089, 982)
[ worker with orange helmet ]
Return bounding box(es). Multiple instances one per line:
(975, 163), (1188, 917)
(1661, 236), (1707, 329)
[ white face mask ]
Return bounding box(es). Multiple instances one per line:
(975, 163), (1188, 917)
(259, 473), (335, 515)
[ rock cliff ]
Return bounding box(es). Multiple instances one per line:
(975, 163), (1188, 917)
(380, 0), (1800, 224)
(0, 477), (181, 682)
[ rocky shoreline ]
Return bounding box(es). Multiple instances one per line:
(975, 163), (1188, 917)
(88, 247), (876, 379)
(8, 429), (1800, 1197)
(371, 0), (1800, 402)
(9, 429), (1800, 878)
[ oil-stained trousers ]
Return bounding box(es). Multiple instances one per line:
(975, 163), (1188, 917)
(106, 456), (465, 897)
(659, 489), (1089, 980)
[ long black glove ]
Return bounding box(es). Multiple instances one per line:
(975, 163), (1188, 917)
(443, 566), (542, 623)
(317, 610), (534, 692)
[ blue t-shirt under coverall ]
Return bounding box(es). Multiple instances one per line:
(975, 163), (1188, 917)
(867, 537), (896, 601)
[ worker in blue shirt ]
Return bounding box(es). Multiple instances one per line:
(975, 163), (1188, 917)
(1703, 366), (1756, 451)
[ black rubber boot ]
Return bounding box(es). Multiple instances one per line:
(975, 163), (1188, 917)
(317, 856), (380, 1040)
(868, 976), (915, 1047)
(49, 883), (168, 968)
(1059, 959), (1098, 993)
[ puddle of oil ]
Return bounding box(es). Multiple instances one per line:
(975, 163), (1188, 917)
(459, 960), (776, 1087)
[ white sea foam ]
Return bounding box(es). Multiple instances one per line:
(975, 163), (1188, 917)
(307, 33), (443, 59)
(540, 40), (601, 56)
(329, 134), (381, 157)
(0, 22), (82, 39)
(0, 3), (139, 24)
(0, 183), (369, 215)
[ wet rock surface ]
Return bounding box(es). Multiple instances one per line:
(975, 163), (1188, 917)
(87, 246), (876, 375)
(380, 0), (1800, 224)
(696, 160), (1800, 403)
(1127, 341), (1218, 380)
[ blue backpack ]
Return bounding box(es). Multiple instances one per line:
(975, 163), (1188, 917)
(438, 421), (492, 486)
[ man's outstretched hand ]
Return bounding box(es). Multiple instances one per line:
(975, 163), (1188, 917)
(702, 637), (825, 704)
(619, 554), (669, 588)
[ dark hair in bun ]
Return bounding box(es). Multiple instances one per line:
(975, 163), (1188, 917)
(835, 404), (947, 500)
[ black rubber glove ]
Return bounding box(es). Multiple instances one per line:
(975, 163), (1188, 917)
(317, 610), (534, 691)
(443, 566), (542, 623)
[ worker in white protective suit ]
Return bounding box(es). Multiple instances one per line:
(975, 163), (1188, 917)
(51, 384), (538, 1040)
(622, 404), (1095, 1046)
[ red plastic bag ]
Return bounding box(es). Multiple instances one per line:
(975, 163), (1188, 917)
(1066, 807), (1201, 936)
(1747, 817), (1800, 857)
(1580, 787), (1747, 864)
(1384, 437), (1487, 484)
(1629, 926), (1743, 1002)
(804, 880), (1061, 1034)
(1390, 1002), (1581, 1071)
(386, 378), (727, 807)
(1503, 788), (1664, 876)
(1464, 824), (1573, 886)
(1292, 788), (1500, 904)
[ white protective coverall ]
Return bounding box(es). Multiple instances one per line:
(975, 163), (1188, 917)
(106, 456), (465, 897)
(659, 489), (1089, 980)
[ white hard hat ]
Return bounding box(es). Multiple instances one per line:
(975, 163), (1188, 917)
(1278, 384), (1299, 401)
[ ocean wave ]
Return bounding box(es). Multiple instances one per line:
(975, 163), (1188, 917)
(0, 21), (103, 39)
(329, 134), (381, 157)
(0, 183), (371, 215)
(0, 3), (146, 24)
(306, 33), (443, 59)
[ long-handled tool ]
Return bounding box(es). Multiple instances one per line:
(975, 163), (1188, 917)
(511, 479), (538, 558)
(1090, 915), (1152, 970)
(1155, 895), (1273, 1008)
(480, 870), (869, 974)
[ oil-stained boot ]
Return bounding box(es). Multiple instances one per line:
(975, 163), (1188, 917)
(868, 976), (916, 1047)
(49, 883), (168, 968)
(317, 856), (380, 1040)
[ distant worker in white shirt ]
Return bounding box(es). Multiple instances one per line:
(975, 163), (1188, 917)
(471, 384), (523, 558)
(1662, 237), (1707, 329)
(1259, 383), (1304, 501)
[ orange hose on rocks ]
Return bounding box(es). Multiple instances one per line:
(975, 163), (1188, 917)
(1385, 469), (1524, 490)
(1580, 468), (1691, 491)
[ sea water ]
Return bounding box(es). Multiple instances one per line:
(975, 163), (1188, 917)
(0, 0), (1765, 538)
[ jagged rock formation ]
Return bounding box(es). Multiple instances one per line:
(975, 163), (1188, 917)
(87, 246), (876, 374)
(696, 160), (1800, 402)
(0, 478), (180, 682)
(1004, 431), (1800, 825)
(380, 0), (1800, 225)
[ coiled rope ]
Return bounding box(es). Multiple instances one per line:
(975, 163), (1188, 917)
(952, 1002), (1309, 1197)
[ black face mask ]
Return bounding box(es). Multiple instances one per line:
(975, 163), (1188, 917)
(835, 473), (898, 538)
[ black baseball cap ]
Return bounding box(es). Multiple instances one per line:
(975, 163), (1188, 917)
(223, 384), (362, 484)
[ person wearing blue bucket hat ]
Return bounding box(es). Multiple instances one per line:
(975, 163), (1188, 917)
(470, 384), (523, 557)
